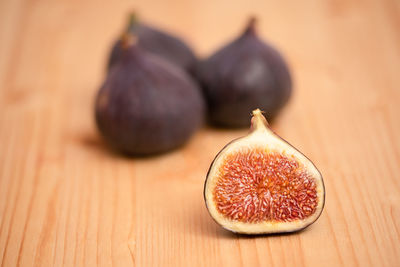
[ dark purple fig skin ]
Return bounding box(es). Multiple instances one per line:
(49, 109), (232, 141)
(197, 18), (292, 128)
(108, 15), (197, 76)
(96, 42), (205, 156)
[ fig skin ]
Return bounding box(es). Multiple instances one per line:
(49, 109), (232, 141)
(204, 109), (325, 234)
(108, 14), (197, 76)
(198, 18), (292, 127)
(96, 36), (205, 156)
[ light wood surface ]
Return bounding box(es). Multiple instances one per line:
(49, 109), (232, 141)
(0, 0), (399, 266)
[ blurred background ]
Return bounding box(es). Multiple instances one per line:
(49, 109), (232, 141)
(0, 0), (399, 266)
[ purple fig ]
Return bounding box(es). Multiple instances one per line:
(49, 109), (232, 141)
(108, 13), (197, 76)
(198, 18), (292, 127)
(96, 34), (205, 156)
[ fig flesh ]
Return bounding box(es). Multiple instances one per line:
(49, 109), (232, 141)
(108, 13), (197, 75)
(96, 35), (205, 156)
(204, 109), (325, 234)
(198, 18), (292, 127)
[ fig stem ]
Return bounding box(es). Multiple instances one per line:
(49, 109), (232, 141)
(245, 16), (257, 35)
(248, 17), (257, 28)
(250, 109), (269, 132)
(127, 12), (138, 31)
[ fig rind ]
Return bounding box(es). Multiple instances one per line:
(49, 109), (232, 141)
(204, 109), (325, 234)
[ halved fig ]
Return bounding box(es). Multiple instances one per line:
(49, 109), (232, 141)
(204, 109), (325, 234)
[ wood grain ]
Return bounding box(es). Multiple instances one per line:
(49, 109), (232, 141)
(0, 0), (399, 266)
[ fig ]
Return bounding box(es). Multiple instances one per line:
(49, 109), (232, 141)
(198, 18), (292, 127)
(204, 109), (325, 234)
(108, 13), (197, 75)
(96, 34), (205, 156)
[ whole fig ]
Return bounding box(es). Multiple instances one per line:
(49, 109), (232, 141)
(198, 18), (292, 127)
(96, 35), (205, 156)
(108, 13), (197, 76)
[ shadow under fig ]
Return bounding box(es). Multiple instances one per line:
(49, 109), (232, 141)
(79, 131), (181, 160)
(80, 132), (123, 158)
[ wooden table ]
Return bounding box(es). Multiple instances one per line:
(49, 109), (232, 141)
(1, 0), (399, 266)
